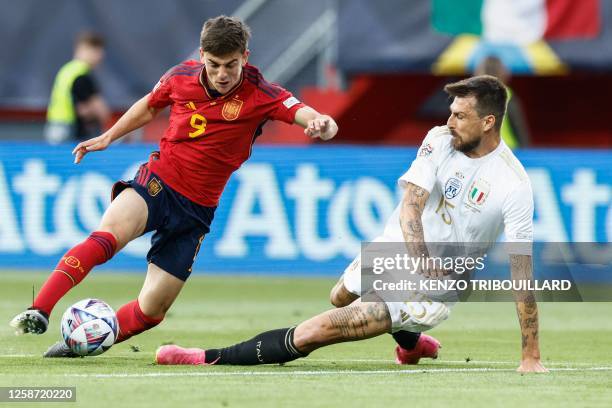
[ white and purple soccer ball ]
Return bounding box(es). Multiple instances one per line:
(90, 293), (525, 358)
(60, 298), (119, 356)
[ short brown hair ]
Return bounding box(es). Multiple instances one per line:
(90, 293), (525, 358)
(75, 31), (105, 49)
(200, 15), (251, 56)
(444, 75), (508, 131)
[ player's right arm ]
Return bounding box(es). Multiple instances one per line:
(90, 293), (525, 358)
(399, 182), (430, 258)
(399, 183), (446, 278)
(73, 62), (176, 164)
(73, 94), (160, 164)
(398, 126), (449, 277)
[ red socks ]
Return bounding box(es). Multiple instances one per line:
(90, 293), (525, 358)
(115, 300), (163, 343)
(32, 231), (117, 316)
(32, 231), (163, 343)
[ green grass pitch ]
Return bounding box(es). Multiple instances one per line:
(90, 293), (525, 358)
(1, 272), (611, 407)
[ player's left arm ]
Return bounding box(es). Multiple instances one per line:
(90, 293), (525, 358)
(510, 254), (548, 373)
(503, 179), (547, 373)
(294, 106), (338, 141)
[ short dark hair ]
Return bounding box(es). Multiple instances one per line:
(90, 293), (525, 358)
(75, 31), (105, 49)
(200, 15), (251, 56)
(444, 75), (508, 131)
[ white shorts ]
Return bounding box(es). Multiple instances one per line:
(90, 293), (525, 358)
(385, 299), (450, 333)
(341, 247), (451, 333)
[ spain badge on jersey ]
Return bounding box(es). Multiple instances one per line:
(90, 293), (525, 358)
(222, 98), (243, 121)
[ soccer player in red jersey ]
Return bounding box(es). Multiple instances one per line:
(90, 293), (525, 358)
(10, 15), (338, 357)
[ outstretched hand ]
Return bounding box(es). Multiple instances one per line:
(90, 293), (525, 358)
(304, 115), (338, 141)
(72, 134), (112, 164)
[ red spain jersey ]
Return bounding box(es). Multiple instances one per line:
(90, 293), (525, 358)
(146, 60), (305, 207)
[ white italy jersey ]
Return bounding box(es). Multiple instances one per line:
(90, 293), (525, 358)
(382, 126), (533, 254)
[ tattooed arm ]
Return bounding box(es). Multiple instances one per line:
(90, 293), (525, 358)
(400, 183), (430, 258)
(510, 254), (548, 373)
(399, 183), (446, 278)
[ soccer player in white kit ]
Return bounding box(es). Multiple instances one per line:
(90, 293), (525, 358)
(157, 75), (548, 373)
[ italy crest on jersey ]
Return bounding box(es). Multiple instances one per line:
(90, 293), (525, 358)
(222, 98), (243, 121)
(468, 179), (490, 205)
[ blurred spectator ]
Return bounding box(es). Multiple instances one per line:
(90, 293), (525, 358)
(474, 56), (530, 148)
(45, 32), (110, 144)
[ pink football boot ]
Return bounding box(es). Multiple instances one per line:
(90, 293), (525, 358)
(155, 345), (217, 365)
(395, 334), (441, 365)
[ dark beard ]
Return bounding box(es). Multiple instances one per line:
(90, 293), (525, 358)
(452, 136), (481, 154)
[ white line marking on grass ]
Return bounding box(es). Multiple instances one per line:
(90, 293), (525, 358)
(307, 359), (607, 366)
(0, 355), (604, 368)
(63, 366), (612, 378)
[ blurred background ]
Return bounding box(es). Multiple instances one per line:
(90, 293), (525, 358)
(0, 0), (610, 275)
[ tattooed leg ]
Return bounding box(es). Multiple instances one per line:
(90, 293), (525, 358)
(157, 300), (392, 366)
(293, 298), (391, 354)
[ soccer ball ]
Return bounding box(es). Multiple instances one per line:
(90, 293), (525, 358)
(60, 298), (119, 356)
